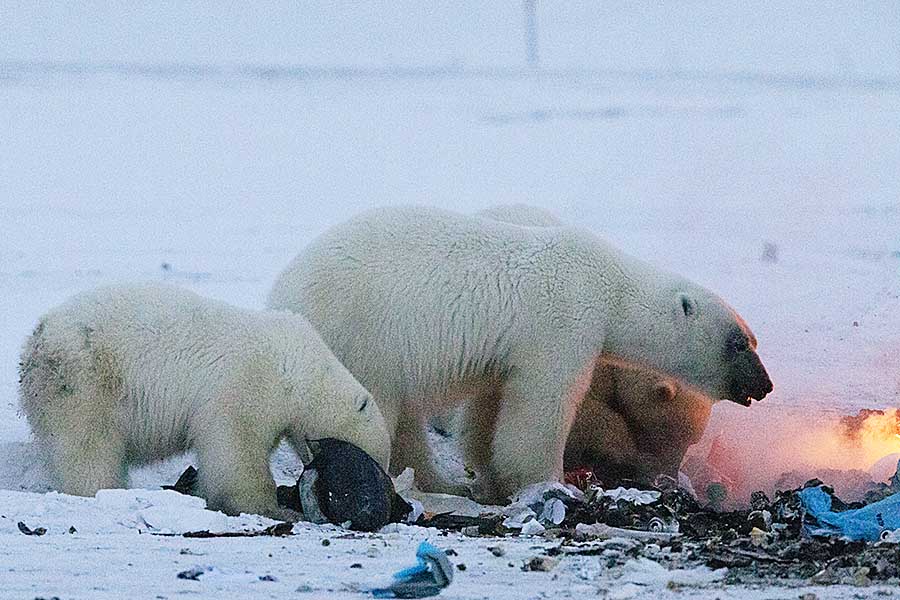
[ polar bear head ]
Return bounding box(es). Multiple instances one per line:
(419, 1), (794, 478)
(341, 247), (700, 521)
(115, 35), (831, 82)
(605, 269), (773, 406)
(287, 354), (392, 471)
(665, 284), (772, 405)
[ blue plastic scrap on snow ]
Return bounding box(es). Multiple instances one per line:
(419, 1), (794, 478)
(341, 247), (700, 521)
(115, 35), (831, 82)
(372, 540), (454, 598)
(799, 485), (900, 542)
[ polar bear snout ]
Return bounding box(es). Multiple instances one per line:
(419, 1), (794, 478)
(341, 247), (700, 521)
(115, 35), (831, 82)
(725, 348), (773, 405)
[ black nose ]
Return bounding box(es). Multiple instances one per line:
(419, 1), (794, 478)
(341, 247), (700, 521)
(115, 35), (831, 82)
(728, 350), (773, 404)
(750, 363), (774, 400)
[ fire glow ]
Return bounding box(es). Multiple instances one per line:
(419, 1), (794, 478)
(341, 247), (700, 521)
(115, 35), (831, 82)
(685, 406), (900, 506)
(816, 408), (900, 472)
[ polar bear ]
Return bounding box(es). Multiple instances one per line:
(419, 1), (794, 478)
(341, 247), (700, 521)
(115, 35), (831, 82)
(268, 206), (772, 501)
(445, 206), (714, 489)
(469, 204), (714, 485)
(456, 359), (712, 489)
(18, 283), (390, 519)
(562, 361), (713, 483)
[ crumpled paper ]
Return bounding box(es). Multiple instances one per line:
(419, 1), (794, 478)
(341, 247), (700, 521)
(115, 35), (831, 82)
(502, 482), (583, 534)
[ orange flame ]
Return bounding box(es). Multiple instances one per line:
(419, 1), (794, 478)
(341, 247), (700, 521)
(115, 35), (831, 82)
(792, 408), (900, 473)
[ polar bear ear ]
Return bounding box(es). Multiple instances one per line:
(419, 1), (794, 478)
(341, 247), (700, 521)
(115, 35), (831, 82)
(653, 381), (677, 403)
(678, 293), (696, 318)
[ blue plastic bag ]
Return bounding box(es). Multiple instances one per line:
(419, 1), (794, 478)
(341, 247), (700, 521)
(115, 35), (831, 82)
(372, 540), (454, 598)
(799, 486), (900, 542)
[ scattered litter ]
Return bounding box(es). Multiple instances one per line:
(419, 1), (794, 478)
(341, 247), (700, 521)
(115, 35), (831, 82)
(161, 465), (197, 495)
(416, 513), (503, 535)
(406, 493), (490, 519)
(298, 439), (413, 532)
(502, 505), (538, 530)
(521, 556), (558, 572)
(17, 521), (46, 536)
(880, 529), (900, 543)
(371, 540), (454, 598)
(176, 566), (212, 581)
(799, 486), (900, 542)
(519, 519), (546, 535)
(178, 521), (294, 538)
(461, 525), (480, 537)
(539, 497), (566, 525)
(600, 487), (660, 506)
(574, 522), (677, 542)
(502, 481), (581, 533)
(748, 526), (768, 547)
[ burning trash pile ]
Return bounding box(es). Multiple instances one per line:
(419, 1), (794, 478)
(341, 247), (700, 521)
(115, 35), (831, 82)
(682, 407), (900, 508)
(164, 409), (900, 588)
(415, 462), (900, 585)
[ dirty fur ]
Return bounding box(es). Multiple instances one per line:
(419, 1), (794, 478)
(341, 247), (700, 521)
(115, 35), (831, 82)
(19, 283), (390, 519)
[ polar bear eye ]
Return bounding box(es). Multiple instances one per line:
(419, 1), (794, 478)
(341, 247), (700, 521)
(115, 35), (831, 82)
(679, 294), (696, 317)
(355, 394), (370, 413)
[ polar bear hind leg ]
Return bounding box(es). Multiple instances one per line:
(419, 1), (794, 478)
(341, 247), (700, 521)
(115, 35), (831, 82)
(31, 381), (127, 495)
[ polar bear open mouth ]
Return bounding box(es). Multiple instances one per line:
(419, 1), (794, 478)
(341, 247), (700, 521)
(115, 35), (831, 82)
(725, 349), (773, 405)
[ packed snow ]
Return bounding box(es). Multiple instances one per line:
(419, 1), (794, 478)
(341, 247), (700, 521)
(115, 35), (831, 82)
(2, 3), (899, 598)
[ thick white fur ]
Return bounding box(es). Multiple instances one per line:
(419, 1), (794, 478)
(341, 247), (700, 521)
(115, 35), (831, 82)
(453, 205), (713, 487)
(268, 205), (767, 501)
(18, 283), (390, 519)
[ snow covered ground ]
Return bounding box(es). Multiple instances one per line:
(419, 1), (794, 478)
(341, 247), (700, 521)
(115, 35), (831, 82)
(2, 3), (900, 598)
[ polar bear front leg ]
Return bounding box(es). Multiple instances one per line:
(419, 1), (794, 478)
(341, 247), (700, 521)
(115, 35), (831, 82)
(485, 356), (595, 502)
(391, 411), (469, 496)
(192, 416), (297, 521)
(458, 389), (502, 501)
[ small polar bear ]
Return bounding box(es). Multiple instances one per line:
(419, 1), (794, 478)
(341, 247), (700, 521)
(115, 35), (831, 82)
(442, 359), (714, 486)
(563, 360), (713, 484)
(18, 283), (390, 519)
(455, 359), (713, 489)
(268, 205), (772, 501)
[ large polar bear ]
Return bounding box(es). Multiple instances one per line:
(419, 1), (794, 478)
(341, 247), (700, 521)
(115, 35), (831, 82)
(18, 283), (390, 519)
(268, 206), (772, 500)
(462, 205), (714, 486)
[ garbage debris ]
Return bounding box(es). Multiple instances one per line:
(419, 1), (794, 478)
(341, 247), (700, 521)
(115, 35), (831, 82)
(775, 467), (888, 503)
(17, 521), (47, 536)
(371, 541), (454, 598)
(799, 486), (900, 542)
(296, 438), (413, 532)
(176, 566), (211, 581)
(501, 482), (582, 533)
(521, 556), (558, 572)
(161, 465), (198, 495)
(165, 438), (411, 532)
